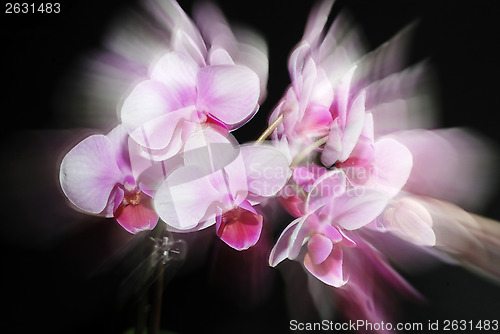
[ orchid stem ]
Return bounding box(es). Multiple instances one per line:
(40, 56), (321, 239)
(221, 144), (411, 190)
(149, 223), (166, 334)
(134, 223), (166, 334)
(149, 259), (165, 334)
(255, 114), (283, 144)
(289, 136), (328, 168)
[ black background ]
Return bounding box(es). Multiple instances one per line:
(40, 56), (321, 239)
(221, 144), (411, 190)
(2, 0), (500, 333)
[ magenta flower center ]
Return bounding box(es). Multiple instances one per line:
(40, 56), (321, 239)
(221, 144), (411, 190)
(122, 190), (142, 207)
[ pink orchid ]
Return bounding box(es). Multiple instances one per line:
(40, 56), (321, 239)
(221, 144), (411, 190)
(278, 164), (330, 218)
(120, 0), (268, 162)
(268, 50), (334, 143)
(321, 68), (368, 168)
(59, 125), (161, 233)
(270, 170), (388, 286)
(154, 130), (291, 250)
(268, 0), (367, 157)
(120, 51), (261, 161)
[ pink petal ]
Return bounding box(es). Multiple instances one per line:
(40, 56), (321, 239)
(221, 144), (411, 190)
(134, 121), (192, 162)
(331, 188), (388, 230)
(320, 224), (344, 244)
(183, 130), (248, 206)
(305, 170), (346, 214)
(371, 138), (413, 197)
(269, 217), (303, 267)
(216, 203), (263, 251)
(288, 43), (309, 89)
(278, 194), (304, 218)
(208, 48), (235, 65)
(148, 0), (207, 66)
(321, 118), (342, 167)
(307, 234), (333, 265)
(295, 103), (333, 135)
(154, 165), (222, 230)
(60, 134), (124, 215)
(391, 129), (493, 210)
(171, 29), (207, 67)
(340, 112), (374, 167)
(383, 197), (435, 246)
(114, 193), (159, 234)
(339, 91), (366, 162)
(308, 67), (334, 109)
(297, 58), (317, 119)
(304, 245), (346, 287)
(129, 106), (199, 150)
(348, 137), (412, 197)
(233, 34), (269, 104)
(333, 65), (357, 124)
(289, 211), (320, 259)
(302, 0), (334, 45)
(121, 80), (182, 146)
(196, 65), (260, 129)
(106, 124), (132, 174)
(280, 89), (300, 138)
(241, 144), (291, 197)
(150, 52), (199, 106)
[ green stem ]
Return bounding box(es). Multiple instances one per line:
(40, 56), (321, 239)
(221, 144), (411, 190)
(149, 259), (165, 334)
(255, 114), (283, 144)
(289, 136), (328, 168)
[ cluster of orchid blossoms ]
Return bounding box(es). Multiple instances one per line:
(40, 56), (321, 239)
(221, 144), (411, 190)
(59, 0), (500, 328)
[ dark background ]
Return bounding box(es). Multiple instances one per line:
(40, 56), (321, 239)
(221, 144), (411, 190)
(2, 0), (500, 333)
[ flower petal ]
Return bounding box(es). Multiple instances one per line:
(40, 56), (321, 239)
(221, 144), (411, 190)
(304, 245), (346, 287)
(305, 170), (346, 214)
(183, 130), (248, 207)
(196, 65), (260, 129)
(150, 52), (199, 106)
(216, 201), (263, 251)
(121, 80), (182, 147)
(154, 165), (222, 230)
(331, 188), (389, 230)
(307, 233), (333, 265)
(114, 193), (159, 234)
(60, 135), (124, 215)
(321, 118), (342, 167)
(208, 48), (235, 65)
(269, 216), (303, 267)
(241, 144), (291, 197)
(130, 106), (199, 150)
(383, 197), (435, 246)
(347, 137), (412, 198)
(339, 91), (366, 162)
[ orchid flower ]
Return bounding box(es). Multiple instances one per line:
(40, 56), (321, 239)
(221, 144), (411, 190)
(120, 51), (260, 161)
(267, 0), (367, 159)
(59, 124), (163, 233)
(121, 0), (266, 161)
(154, 129), (291, 250)
(270, 170), (388, 286)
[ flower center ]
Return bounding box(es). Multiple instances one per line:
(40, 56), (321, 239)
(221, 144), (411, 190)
(122, 191), (141, 206)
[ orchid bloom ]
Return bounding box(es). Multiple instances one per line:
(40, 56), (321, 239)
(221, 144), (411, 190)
(121, 0), (265, 161)
(268, 0), (366, 158)
(270, 170), (388, 286)
(59, 125), (161, 233)
(268, 48), (334, 144)
(120, 51), (260, 161)
(154, 130), (291, 250)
